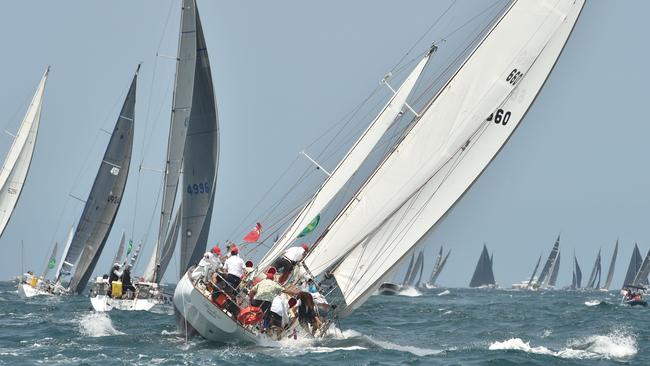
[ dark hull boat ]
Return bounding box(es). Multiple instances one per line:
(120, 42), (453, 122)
(377, 282), (402, 295)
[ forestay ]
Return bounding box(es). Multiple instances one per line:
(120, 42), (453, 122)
(0, 67), (48, 238)
(258, 50), (433, 269)
(65, 69), (136, 294)
(320, 0), (585, 310)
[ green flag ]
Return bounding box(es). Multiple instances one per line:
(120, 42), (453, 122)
(127, 239), (133, 255)
(47, 256), (56, 269)
(298, 214), (320, 238)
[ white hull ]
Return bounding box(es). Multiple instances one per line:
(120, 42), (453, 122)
(173, 272), (259, 344)
(90, 295), (160, 312)
(423, 283), (437, 289)
(17, 283), (52, 298)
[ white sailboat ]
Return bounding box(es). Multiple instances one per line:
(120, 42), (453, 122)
(174, 0), (585, 343)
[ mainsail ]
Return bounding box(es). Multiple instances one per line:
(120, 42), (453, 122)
(632, 249), (650, 287)
(602, 240), (618, 290)
(404, 250), (424, 287)
(548, 251), (561, 287)
(427, 246), (450, 286)
(585, 250), (602, 289)
(400, 254), (415, 285)
(0, 67), (49, 238)
(571, 254), (582, 289)
(144, 0), (219, 283)
(307, 0), (584, 311)
(469, 244), (495, 288)
(537, 236), (560, 286)
(258, 48), (434, 269)
(62, 69), (137, 294)
(623, 243), (644, 286)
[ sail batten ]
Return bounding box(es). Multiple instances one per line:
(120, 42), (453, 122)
(64, 70), (137, 294)
(0, 67), (49, 238)
(325, 0), (584, 310)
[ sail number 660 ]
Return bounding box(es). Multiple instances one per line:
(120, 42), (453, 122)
(506, 69), (523, 85)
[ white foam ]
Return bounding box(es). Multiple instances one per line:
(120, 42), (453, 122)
(584, 300), (601, 306)
(398, 286), (422, 297)
(78, 312), (124, 337)
(369, 338), (442, 356)
(438, 290), (450, 296)
(489, 329), (637, 360)
(541, 329), (552, 338)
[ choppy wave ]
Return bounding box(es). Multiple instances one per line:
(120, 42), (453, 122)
(489, 329), (637, 360)
(585, 300), (601, 307)
(438, 289), (451, 296)
(398, 287), (422, 297)
(78, 312), (124, 337)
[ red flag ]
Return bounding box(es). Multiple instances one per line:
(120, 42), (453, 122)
(243, 222), (262, 243)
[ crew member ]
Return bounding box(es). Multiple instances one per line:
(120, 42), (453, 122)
(272, 244), (309, 283)
(222, 246), (245, 295)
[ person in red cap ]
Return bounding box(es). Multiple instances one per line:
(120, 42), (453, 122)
(271, 244), (309, 283)
(190, 245), (223, 282)
(249, 267), (284, 331)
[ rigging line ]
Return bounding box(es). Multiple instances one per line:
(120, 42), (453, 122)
(388, 0), (457, 73)
(227, 154), (301, 239)
(438, 0), (508, 43)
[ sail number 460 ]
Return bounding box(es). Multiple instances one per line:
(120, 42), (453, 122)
(187, 182), (210, 195)
(487, 109), (511, 125)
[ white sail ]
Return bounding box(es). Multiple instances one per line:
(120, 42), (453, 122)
(54, 226), (75, 281)
(317, 0), (585, 311)
(0, 67), (48, 237)
(258, 51), (433, 269)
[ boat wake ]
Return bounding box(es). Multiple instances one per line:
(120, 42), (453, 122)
(397, 286), (422, 297)
(489, 329), (637, 360)
(78, 312), (124, 337)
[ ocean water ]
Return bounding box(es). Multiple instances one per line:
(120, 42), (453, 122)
(0, 281), (644, 365)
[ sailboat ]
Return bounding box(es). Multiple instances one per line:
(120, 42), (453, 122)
(49, 68), (136, 297)
(599, 240), (618, 291)
(378, 249), (425, 295)
(621, 249), (650, 306)
(11, 67), (55, 299)
(584, 249), (602, 289)
(469, 244), (496, 288)
(623, 243), (645, 287)
(424, 246), (451, 289)
(173, 0), (585, 343)
(91, 0), (219, 312)
(527, 235), (560, 290)
(570, 251), (582, 290)
(512, 253), (542, 290)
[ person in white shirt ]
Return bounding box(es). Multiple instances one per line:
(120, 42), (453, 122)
(271, 244), (309, 283)
(190, 246), (222, 282)
(222, 246), (245, 294)
(268, 293), (290, 339)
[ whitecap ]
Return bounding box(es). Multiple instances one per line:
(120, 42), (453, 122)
(541, 329), (552, 338)
(78, 312), (124, 337)
(489, 329), (637, 360)
(584, 300), (601, 306)
(368, 338), (443, 356)
(398, 286), (422, 297)
(438, 290), (450, 296)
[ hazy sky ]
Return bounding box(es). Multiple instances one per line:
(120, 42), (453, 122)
(0, 1), (648, 289)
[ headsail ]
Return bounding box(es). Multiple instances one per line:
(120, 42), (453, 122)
(469, 244), (495, 288)
(430, 249), (450, 285)
(64, 68), (137, 294)
(537, 236), (560, 286)
(400, 253), (415, 285)
(314, 0), (584, 311)
(623, 243), (644, 286)
(111, 232), (126, 268)
(405, 251), (424, 287)
(54, 226), (74, 281)
(602, 240), (618, 290)
(548, 251), (561, 287)
(42, 242), (58, 279)
(632, 249), (650, 287)
(258, 48), (434, 269)
(526, 254), (542, 288)
(572, 254), (582, 289)
(585, 250), (602, 289)
(0, 67), (49, 238)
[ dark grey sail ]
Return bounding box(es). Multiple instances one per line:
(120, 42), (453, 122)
(585, 250), (602, 289)
(405, 251), (424, 287)
(469, 244), (495, 288)
(401, 253), (415, 285)
(549, 251), (561, 287)
(527, 254), (542, 288)
(428, 247), (444, 282)
(64, 69), (136, 294)
(537, 235), (560, 286)
(179, 4), (220, 275)
(572, 254), (582, 289)
(602, 240), (618, 290)
(428, 248), (451, 286)
(623, 243), (644, 286)
(632, 249), (650, 286)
